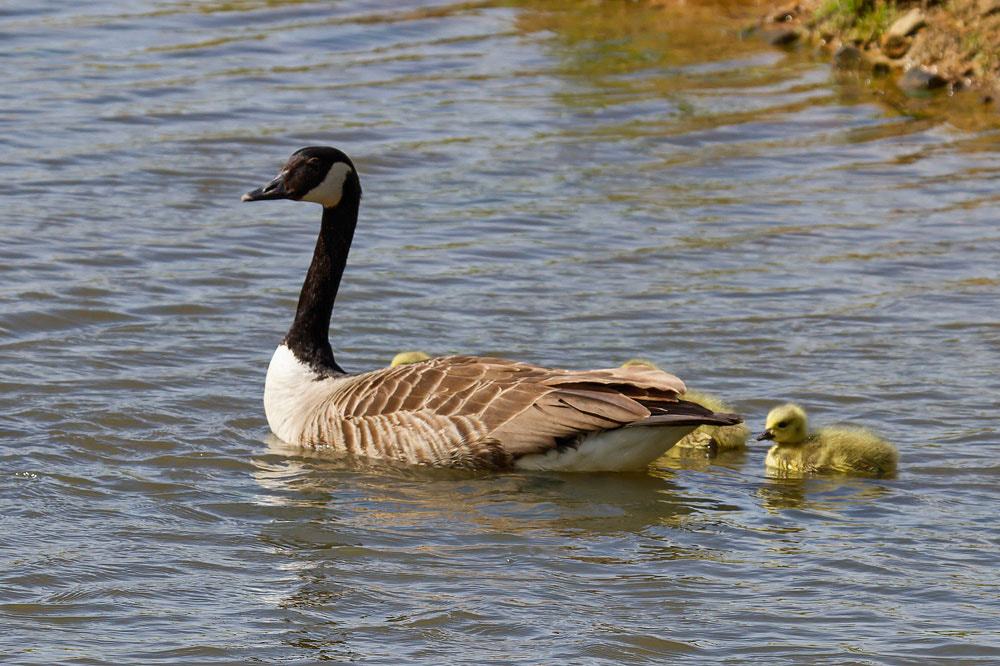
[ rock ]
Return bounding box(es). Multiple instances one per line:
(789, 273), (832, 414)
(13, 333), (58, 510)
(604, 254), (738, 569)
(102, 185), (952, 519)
(885, 8), (927, 40)
(833, 45), (864, 69)
(770, 3), (798, 22)
(882, 34), (911, 59)
(881, 8), (925, 59)
(900, 66), (948, 92)
(869, 55), (893, 76)
(768, 28), (801, 47)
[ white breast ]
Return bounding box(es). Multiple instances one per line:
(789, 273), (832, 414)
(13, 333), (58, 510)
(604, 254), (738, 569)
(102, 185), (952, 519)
(264, 344), (339, 444)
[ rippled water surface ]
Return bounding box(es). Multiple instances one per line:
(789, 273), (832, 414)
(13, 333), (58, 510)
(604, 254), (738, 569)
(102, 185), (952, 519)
(3, 1), (1000, 663)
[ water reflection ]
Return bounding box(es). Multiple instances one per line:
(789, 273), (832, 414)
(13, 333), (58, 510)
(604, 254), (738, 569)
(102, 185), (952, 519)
(830, 66), (1000, 133)
(250, 435), (748, 662)
(516, 0), (766, 72)
(252, 435), (712, 535)
(755, 475), (897, 512)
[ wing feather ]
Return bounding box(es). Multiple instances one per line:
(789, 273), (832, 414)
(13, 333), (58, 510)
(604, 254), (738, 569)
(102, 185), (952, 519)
(308, 355), (721, 465)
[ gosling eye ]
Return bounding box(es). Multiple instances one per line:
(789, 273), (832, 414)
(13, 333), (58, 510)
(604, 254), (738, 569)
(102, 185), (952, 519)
(776, 421), (788, 428)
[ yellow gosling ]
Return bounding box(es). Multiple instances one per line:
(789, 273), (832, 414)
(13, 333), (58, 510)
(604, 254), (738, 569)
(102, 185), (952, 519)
(621, 358), (658, 369)
(680, 390), (750, 453)
(390, 350), (431, 366)
(757, 403), (899, 476)
(621, 361), (748, 454)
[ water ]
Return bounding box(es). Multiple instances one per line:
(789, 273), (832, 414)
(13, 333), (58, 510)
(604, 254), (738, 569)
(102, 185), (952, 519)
(2, 0), (1000, 663)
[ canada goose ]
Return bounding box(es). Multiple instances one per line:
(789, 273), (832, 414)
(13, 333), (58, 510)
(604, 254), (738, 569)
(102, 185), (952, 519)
(242, 146), (743, 471)
(390, 351), (431, 366)
(620, 361), (748, 454)
(756, 403), (899, 476)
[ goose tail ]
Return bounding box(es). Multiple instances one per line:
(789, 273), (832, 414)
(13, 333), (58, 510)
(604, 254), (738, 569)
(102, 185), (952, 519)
(627, 398), (743, 428)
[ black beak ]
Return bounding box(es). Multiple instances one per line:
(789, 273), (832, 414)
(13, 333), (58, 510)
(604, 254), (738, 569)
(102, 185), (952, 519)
(242, 173), (291, 202)
(756, 429), (775, 442)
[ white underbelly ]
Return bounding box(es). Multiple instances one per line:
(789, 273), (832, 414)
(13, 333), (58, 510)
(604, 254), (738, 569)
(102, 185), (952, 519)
(514, 425), (695, 472)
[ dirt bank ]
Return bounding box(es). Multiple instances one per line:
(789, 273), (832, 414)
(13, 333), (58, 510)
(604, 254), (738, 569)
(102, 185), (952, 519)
(757, 0), (1000, 103)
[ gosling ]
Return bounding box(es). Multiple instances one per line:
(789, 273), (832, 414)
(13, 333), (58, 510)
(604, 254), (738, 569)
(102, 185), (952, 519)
(390, 350), (431, 366)
(756, 403), (898, 476)
(621, 360), (749, 454)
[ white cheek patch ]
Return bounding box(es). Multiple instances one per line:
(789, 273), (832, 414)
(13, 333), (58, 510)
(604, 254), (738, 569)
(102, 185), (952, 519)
(301, 162), (353, 208)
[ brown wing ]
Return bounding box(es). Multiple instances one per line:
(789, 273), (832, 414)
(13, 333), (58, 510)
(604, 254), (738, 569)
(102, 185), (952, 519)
(313, 355), (695, 467)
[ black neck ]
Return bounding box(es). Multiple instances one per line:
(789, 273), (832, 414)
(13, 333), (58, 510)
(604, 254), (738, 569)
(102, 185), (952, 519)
(282, 199), (359, 374)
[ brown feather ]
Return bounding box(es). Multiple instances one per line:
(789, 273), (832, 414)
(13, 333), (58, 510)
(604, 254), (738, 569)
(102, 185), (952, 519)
(286, 355), (736, 467)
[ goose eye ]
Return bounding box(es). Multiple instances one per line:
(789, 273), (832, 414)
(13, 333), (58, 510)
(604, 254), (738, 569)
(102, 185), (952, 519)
(777, 421), (788, 428)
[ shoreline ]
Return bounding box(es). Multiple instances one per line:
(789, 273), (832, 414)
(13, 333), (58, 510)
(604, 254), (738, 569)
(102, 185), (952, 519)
(756, 0), (1000, 106)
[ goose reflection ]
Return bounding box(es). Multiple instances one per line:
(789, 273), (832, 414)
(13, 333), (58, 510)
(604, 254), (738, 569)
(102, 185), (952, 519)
(253, 432), (897, 528)
(251, 435), (716, 535)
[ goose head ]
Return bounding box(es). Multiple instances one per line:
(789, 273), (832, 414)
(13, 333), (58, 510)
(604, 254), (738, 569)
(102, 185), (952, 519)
(242, 146), (362, 209)
(756, 403), (808, 445)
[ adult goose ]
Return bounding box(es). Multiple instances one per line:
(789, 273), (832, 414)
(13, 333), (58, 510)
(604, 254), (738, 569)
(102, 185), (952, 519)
(243, 146), (742, 471)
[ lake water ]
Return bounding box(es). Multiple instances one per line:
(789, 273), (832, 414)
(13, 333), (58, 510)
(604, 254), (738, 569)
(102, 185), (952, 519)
(3, 1), (1000, 663)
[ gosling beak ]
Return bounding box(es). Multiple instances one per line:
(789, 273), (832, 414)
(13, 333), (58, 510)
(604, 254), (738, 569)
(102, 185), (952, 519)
(242, 173), (291, 202)
(756, 429), (775, 442)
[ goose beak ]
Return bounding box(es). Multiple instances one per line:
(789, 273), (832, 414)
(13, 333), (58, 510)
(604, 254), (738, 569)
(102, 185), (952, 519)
(242, 173), (291, 201)
(756, 429), (775, 442)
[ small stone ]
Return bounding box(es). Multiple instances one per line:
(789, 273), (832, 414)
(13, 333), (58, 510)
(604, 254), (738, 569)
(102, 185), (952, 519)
(869, 55), (893, 76)
(885, 8), (927, 40)
(900, 66), (948, 92)
(882, 34), (911, 59)
(770, 3), (798, 22)
(833, 45), (864, 69)
(768, 28), (801, 47)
